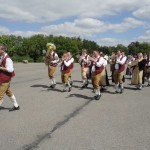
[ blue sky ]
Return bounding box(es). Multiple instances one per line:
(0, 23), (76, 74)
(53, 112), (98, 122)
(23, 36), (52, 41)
(0, 0), (150, 46)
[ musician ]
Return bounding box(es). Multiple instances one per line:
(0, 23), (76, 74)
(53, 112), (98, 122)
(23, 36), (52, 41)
(89, 51), (105, 100)
(60, 52), (74, 92)
(146, 52), (150, 86)
(0, 44), (20, 111)
(131, 53), (147, 89)
(113, 50), (127, 93)
(67, 52), (74, 86)
(126, 55), (135, 79)
(109, 52), (116, 82)
(99, 52), (109, 91)
(79, 49), (90, 88)
(45, 43), (59, 88)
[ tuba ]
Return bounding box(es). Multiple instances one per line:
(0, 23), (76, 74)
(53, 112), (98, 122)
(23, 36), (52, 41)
(45, 43), (56, 65)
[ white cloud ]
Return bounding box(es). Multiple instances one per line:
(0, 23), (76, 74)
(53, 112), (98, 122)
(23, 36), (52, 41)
(112, 17), (145, 32)
(133, 6), (150, 19)
(97, 29), (150, 46)
(40, 17), (146, 38)
(0, 0), (150, 23)
(96, 38), (132, 46)
(138, 30), (150, 42)
(0, 26), (10, 34)
(0, 0), (150, 46)
(41, 18), (111, 38)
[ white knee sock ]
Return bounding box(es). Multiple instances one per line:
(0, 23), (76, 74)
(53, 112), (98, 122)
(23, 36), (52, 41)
(67, 80), (71, 88)
(82, 79), (86, 85)
(50, 79), (54, 85)
(120, 83), (124, 89)
(0, 98), (3, 106)
(115, 84), (119, 91)
(10, 95), (19, 107)
(52, 78), (56, 85)
(148, 78), (150, 85)
(95, 88), (100, 96)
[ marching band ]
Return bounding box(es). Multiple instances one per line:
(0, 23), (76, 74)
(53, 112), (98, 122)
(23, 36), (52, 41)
(44, 43), (150, 100)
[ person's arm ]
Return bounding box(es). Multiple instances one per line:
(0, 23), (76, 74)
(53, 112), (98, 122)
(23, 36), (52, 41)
(71, 57), (74, 63)
(82, 56), (89, 63)
(103, 59), (107, 67)
(95, 57), (104, 67)
(0, 58), (14, 73)
(64, 59), (72, 67)
(51, 53), (59, 63)
(117, 56), (127, 65)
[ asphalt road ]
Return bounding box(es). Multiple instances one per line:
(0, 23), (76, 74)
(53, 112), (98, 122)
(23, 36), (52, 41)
(0, 63), (150, 150)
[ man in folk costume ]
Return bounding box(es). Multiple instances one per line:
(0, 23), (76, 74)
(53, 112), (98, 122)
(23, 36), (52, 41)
(99, 52), (109, 91)
(67, 52), (74, 86)
(130, 53), (147, 90)
(109, 52), (116, 82)
(0, 45), (20, 111)
(60, 52), (74, 92)
(126, 55), (135, 79)
(45, 43), (59, 88)
(113, 50), (127, 93)
(79, 49), (90, 88)
(89, 51), (105, 100)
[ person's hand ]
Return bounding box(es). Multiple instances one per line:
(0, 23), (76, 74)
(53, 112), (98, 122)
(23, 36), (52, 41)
(89, 57), (95, 62)
(0, 67), (4, 71)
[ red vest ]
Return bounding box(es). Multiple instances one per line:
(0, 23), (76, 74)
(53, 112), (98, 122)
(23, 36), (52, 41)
(61, 60), (72, 74)
(80, 54), (89, 68)
(0, 55), (15, 84)
(49, 52), (58, 67)
(118, 56), (126, 73)
(93, 57), (104, 75)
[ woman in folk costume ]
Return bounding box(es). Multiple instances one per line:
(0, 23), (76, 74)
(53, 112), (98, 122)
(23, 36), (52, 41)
(60, 52), (74, 92)
(79, 49), (90, 88)
(45, 43), (59, 88)
(113, 50), (127, 93)
(89, 51), (105, 100)
(146, 52), (150, 86)
(130, 53), (147, 90)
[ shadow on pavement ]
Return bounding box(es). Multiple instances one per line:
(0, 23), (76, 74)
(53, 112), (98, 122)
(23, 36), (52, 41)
(30, 84), (49, 88)
(66, 93), (93, 100)
(0, 106), (11, 111)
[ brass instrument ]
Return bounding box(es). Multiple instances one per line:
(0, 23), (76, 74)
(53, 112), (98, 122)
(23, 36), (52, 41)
(45, 43), (56, 65)
(130, 60), (138, 67)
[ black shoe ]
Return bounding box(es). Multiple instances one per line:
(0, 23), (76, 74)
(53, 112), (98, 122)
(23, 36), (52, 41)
(100, 86), (107, 91)
(68, 87), (72, 92)
(94, 95), (101, 100)
(62, 89), (67, 92)
(9, 106), (20, 112)
(120, 88), (124, 94)
(115, 90), (120, 94)
(70, 81), (73, 86)
(85, 81), (89, 87)
(50, 84), (55, 88)
(147, 84), (150, 87)
(81, 85), (86, 88)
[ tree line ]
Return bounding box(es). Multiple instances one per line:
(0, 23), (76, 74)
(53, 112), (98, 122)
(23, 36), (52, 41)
(0, 34), (150, 62)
